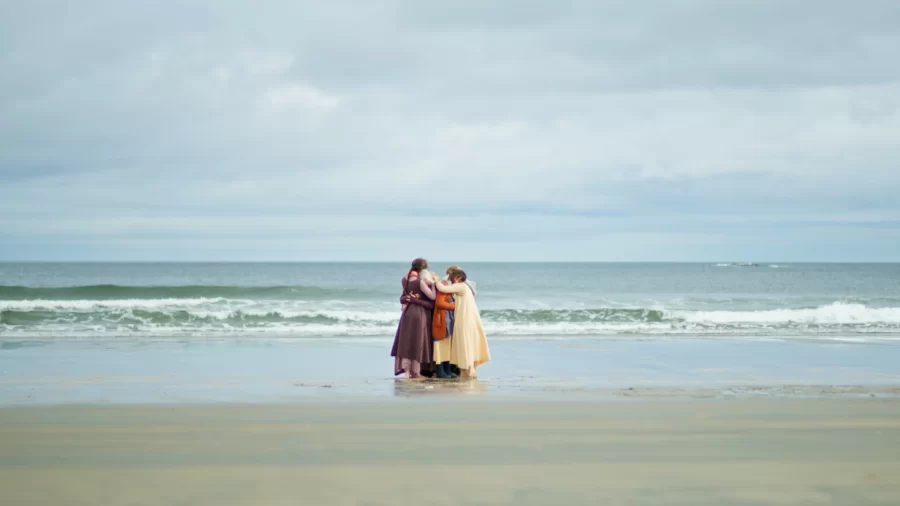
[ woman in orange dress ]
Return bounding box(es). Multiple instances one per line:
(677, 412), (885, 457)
(431, 277), (458, 379)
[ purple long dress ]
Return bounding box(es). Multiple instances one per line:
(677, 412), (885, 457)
(390, 275), (435, 377)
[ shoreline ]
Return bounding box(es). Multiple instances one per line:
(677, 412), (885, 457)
(3, 337), (900, 406)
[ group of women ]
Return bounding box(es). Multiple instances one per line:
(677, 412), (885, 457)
(390, 258), (491, 380)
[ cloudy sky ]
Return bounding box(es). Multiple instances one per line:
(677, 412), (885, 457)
(2, 1), (899, 261)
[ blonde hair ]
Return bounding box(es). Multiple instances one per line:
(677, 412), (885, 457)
(420, 270), (438, 284)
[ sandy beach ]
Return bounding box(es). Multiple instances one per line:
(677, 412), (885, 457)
(3, 335), (900, 504)
(1, 399), (899, 505)
(4, 317), (900, 505)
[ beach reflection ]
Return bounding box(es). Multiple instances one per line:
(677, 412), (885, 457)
(393, 378), (488, 398)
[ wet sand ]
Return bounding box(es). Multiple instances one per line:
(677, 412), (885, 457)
(5, 338), (900, 404)
(2, 399), (899, 505)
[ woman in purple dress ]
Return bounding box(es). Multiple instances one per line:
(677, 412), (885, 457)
(391, 258), (437, 379)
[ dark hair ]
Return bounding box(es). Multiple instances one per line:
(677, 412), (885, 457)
(451, 269), (467, 283)
(410, 258), (428, 273)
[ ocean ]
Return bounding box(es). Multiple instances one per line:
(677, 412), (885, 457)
(2, 262), (900, 341)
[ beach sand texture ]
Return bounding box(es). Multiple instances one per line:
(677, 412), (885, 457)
(1, 399), (899, 505)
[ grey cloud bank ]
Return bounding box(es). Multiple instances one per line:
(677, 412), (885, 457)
(1, 1), (899, 261)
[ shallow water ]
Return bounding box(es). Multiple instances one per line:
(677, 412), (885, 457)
(2, 262), (900, 339)
(2, 338), (899, 405)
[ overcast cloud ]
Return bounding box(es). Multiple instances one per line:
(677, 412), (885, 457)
(2, 0), (899, 261)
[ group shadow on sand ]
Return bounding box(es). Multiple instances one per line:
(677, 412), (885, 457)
(391, 259), (491, 381)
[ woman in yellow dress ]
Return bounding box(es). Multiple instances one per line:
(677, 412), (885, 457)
(434, 269), (490, 379)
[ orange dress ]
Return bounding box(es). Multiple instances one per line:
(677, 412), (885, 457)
(432, 284), (455, 363)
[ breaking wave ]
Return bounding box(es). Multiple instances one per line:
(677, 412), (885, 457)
(2, 297), (899, 338)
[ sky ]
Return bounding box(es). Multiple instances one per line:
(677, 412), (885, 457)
(1, 0), (899, 262)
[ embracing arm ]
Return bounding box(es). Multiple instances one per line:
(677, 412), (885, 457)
(419, 279), (436, 300)
(435, 282), (468, 294)
(401, 294), (435, 309)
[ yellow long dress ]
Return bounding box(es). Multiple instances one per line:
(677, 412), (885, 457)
(435, 282), (491, 377)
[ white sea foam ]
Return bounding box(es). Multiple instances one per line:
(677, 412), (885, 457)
(188, 308), (400, 323)
(0, 298), (227, 311)
(673, 302), (900, 325)
(3, 299), (900, 339)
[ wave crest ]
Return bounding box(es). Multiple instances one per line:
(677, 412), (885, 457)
(2, 300), (900, 337)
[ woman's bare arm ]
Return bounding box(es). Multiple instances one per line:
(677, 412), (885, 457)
(419, 279), (436, 300)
